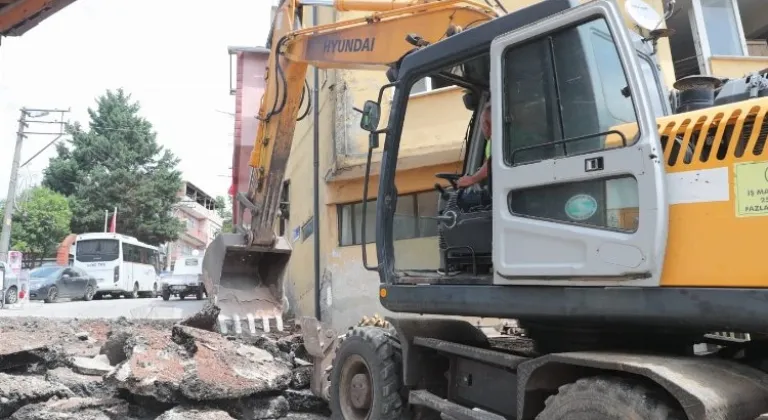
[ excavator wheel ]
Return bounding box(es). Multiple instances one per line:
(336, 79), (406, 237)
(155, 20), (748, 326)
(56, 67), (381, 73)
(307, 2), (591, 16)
(329, 326), (404, 420)
(535, 375), (686, 420)
(356, 313), (396, 335)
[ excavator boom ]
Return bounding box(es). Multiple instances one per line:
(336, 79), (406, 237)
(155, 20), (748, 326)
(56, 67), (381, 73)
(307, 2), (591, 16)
(202, 0), (497, 328)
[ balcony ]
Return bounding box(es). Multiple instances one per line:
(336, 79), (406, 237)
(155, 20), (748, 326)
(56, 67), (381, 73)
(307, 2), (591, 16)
(177, 200), (218, 221)
(180, 227), (207, 247)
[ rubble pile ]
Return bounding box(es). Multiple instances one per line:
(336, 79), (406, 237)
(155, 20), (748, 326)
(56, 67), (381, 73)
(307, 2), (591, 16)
(0, 307), (330, 420)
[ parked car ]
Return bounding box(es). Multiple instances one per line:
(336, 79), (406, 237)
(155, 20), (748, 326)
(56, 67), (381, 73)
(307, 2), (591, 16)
(0, 261), (19, 305)
(161, 256), (205, 301)
(28, 266), (98, 303)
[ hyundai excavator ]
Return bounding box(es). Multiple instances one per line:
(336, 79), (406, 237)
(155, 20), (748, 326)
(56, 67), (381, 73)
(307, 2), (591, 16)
(203, 0), (768, 418)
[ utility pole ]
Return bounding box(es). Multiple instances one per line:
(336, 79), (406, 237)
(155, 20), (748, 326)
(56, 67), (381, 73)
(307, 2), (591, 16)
(0, 107), (70, 262)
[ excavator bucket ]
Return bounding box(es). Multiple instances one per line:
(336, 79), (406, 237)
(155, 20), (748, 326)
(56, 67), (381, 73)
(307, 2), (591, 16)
(201, 233), (292, 333)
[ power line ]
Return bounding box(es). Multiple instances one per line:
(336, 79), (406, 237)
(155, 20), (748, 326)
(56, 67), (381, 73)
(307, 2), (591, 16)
(0, 107), (70, 263)
(20, 134), (63, 168)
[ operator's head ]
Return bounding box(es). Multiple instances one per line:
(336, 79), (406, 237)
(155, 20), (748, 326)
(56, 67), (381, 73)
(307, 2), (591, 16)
(481, 102), (492, 139)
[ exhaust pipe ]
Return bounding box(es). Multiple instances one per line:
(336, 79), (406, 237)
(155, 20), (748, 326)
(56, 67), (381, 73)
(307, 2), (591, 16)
(202, 233), (292, 334)
(673, 75), (722, 113)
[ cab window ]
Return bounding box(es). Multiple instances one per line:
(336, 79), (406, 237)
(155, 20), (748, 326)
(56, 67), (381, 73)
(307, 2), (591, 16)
(502, 18), (639, 166)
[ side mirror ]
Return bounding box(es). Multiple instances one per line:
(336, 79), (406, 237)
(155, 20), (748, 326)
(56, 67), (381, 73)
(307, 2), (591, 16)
(359, 100), (381, 132)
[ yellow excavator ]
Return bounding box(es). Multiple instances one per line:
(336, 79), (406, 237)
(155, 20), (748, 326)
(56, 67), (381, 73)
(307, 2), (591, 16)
(203, 0), (768, 418)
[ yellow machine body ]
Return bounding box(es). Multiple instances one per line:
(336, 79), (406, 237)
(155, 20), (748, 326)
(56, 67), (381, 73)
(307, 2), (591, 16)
(606, 97), (768, 287)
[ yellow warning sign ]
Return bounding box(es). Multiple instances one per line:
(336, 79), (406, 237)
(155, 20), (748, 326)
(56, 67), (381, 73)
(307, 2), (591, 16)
(734, 161), (768, 217)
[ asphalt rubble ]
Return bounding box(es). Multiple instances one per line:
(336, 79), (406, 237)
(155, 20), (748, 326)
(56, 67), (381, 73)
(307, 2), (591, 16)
(0, 304), (330, 420)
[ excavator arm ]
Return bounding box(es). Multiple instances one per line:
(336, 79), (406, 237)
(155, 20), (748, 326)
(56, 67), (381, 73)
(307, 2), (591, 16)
(202, 0), (496, 329)
(248, 0), (497, 246)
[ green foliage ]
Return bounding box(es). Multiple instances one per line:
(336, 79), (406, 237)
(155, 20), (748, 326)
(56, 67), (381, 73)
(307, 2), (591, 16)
(214, 195), (234, 233)
(43, 88), (185, 245)
(7, 187), (72, 258)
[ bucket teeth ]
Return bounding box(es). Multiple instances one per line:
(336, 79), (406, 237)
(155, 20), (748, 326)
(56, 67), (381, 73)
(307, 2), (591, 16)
(217, 313), (285, 335)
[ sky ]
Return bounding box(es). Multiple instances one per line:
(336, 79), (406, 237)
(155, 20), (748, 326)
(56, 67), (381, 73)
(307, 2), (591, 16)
(0, 0), (272, 201)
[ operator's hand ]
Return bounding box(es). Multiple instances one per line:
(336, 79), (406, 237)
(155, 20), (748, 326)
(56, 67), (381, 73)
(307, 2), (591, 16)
(457, 176), (475, 188)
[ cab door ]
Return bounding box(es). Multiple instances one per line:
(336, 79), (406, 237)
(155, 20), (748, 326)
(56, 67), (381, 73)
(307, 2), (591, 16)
(490, 0), (668, 286)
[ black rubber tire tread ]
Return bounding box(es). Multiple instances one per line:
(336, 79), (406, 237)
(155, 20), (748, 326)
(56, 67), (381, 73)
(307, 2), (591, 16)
(45, 286), (58, 304)
(126, 283), (138, 299)
(5, 286), (17, 305)
(83, 285), (94, 301)
(329, 326), (404, 420)
(535, 375), (686, 420)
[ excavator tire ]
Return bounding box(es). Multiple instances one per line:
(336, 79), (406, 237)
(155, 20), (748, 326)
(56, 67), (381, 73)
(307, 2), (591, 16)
(535, 375), (686, 420)
(329, 326), (404, 420)
(356, 313), (396, 336)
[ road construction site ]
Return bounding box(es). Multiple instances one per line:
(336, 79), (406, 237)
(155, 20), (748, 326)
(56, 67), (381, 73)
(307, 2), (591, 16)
(0, 304), (329, 420)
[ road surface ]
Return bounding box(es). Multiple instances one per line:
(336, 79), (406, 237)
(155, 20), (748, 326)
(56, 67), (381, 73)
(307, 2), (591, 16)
(0, 295), (205, 319)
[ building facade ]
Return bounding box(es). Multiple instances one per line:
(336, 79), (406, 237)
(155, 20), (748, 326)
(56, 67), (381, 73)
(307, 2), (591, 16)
(666, 0), (768, 78)
(228, 46), (270, 228)
(166, 181), (223, 270)
(232, 0), (767, 333)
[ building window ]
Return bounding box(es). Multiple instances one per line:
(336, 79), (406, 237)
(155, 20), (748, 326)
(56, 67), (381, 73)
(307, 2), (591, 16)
(337, 191), (439, 246)
(186, 217), (197, 230)
(301, 217), (314, 242)
(408, 76), (454, 96)
(410, 77), (434, 95)
(698, 0), (745, 57)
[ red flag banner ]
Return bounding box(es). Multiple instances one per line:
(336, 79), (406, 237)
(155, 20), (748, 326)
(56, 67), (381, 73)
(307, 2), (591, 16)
(109, 209), (117, 233)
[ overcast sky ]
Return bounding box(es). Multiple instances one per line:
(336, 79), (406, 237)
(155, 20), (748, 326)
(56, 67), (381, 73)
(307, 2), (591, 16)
(0, 0), (271, 201)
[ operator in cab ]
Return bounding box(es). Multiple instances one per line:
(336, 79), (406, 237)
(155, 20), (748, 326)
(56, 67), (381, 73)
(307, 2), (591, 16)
(455, 101), (492, 211)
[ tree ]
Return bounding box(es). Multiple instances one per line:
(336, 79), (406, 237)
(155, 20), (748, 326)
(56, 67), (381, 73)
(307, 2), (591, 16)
(214, 195), (234, 233)
(5, 187), (72, 265)
(43, 89), (185, 245)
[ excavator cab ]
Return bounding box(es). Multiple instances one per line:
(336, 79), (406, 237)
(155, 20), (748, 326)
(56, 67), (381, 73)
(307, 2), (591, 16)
(358, 1), (669, 285)
(362, 0), (670, 303)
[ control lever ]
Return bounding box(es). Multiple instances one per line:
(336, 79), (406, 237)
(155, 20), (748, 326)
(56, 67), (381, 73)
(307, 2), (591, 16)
(420, 211), (458, 229)
(437, 211), (457, 229)
(434, 183), (449, 200)
(435, 173), (460, 189)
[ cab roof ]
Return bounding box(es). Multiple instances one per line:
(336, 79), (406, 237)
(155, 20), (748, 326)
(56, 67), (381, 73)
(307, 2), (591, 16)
(0, 0), (77, 37)
(395, 0), (576, 89)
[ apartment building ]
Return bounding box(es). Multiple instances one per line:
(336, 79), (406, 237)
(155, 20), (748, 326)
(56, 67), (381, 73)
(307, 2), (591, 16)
(166, 181), (223, 269)
(667, 0), (768, 78)
(228, 45), (270, 228)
